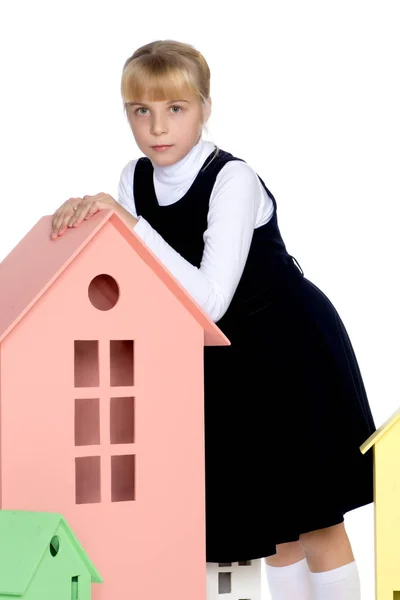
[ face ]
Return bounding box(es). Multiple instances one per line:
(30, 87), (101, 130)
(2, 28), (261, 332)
(125, 92), (212, 165)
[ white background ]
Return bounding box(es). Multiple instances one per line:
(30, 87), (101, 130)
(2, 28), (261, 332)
(1, 1), (399, 598)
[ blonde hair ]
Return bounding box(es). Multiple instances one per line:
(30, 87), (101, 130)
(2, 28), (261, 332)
(120, 39), (220, 170)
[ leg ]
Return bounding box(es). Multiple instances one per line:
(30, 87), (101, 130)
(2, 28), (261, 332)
(265, 540), (306, 566)
(299, 522), (354, 572)
(265, 541), (312, 599)
(299, 522), (361, 599)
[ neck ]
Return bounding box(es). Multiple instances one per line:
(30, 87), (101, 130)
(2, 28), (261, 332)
(151, 137), (205, 183)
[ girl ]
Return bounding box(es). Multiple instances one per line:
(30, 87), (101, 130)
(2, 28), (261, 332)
(51, 39), (376, 599)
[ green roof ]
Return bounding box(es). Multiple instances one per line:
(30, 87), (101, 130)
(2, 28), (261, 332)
(0, 510), (102, 595)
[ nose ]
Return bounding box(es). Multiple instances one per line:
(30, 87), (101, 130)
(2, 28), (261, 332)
(150, 112), (168, 136)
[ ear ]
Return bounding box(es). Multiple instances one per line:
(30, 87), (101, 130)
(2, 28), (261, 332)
(203, 97), (212, 123)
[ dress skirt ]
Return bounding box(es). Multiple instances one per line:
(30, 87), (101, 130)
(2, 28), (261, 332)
(203, 269), (376, 563)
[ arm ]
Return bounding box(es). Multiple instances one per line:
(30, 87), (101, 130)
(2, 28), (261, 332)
(117, 160), (260, 322)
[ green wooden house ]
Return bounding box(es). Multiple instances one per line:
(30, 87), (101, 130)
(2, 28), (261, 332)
(0, 511), (102, 599)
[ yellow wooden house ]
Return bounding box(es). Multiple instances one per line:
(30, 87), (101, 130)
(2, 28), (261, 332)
(360, 406), (400, 600)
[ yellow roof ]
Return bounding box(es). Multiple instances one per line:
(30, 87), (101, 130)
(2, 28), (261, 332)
(360, 406), (400, 454)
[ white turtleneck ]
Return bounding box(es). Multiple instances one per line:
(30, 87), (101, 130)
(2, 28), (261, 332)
(117, 138), (274, 322)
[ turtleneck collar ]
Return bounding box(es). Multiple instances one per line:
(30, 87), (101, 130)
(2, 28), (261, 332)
(151, 137), (207, 185)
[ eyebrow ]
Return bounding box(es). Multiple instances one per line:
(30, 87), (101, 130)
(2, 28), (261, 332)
(128, 99), (190, 107)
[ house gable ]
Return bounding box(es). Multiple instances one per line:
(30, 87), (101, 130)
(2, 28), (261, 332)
(0, 511), (102, 595)
(0, 210), (229, 347)
(360, 406), (400, 454)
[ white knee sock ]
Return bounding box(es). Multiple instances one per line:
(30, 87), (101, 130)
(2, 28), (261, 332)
(309, 560), (361, 600)
(265, 557), (312, 600)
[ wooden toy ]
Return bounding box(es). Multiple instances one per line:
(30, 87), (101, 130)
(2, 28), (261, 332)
(0, 209), (229, 600)
(360, 407), (400, 599)
(0, 510), (102, 599)
(206, 559), (263, 599)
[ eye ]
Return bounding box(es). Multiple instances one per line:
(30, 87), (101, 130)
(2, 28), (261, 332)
(134, 105), (183, 116)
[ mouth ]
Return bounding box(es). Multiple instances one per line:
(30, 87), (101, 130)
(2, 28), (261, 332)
(151, 145), (173, 149)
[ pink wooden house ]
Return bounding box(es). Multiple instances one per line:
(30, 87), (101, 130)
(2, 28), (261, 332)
(0, 209), (229, 600)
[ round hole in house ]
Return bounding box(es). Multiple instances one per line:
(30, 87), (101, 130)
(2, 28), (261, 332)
(49, 536), (60, 557)
(88, 274), (120, 311)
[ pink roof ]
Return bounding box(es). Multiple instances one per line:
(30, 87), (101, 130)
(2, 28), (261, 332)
(0, 209), (230, 347)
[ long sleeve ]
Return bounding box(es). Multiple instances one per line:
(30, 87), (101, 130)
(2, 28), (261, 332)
(117, 160), (264, 323)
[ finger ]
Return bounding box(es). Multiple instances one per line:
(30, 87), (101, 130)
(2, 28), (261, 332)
(53, 207), (73, 232)
(51, 208), (61, 229)
(69, 203), (92, 227)
(51, 212), (68, 238)
(57, 211), (76, 237)
(83, 194), (116, 212)
(83, 193), (104, 200)
(51, 199), (80, 237)
(69, 205), (85, 226)
(66, 197), (82, 215)
(84, 203), (100, 219)
(51, 203), (69, 230)
(54, 203), (78, 237)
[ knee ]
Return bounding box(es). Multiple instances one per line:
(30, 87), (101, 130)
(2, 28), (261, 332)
(265, 541), (305, 567)
(299, 522), (347, 557)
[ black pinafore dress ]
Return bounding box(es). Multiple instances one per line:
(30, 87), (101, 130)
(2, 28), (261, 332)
(133, 147), (376, 563)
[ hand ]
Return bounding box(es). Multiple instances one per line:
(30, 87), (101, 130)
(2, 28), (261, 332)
(51, 193), (118, 239)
